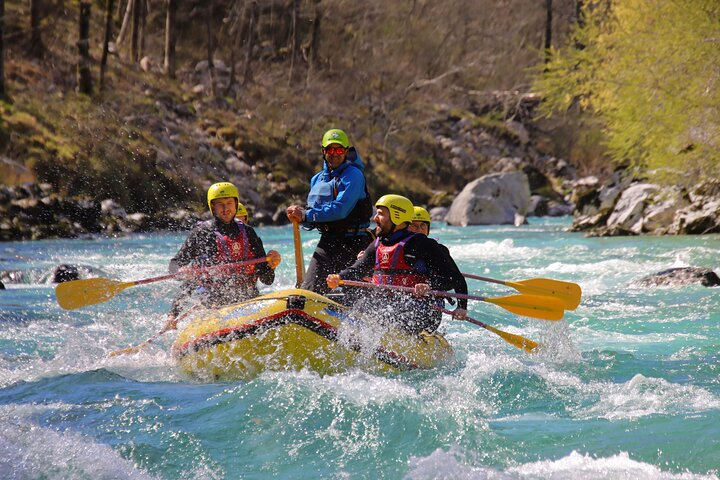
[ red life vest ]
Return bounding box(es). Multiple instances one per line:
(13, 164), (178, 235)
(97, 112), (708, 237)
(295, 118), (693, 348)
(209, 220), (256, 285)
(372, 233), (429, 287)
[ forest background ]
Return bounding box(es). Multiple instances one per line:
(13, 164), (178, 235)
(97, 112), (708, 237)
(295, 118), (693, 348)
(0, 0), (718, 230)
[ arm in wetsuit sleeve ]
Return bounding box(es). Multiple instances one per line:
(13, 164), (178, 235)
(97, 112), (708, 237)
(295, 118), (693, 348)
(338, 241), (376, 281)
(407, 237), (469, 310)
(246, 227), (275, 285)
(169, 224), (216, 273)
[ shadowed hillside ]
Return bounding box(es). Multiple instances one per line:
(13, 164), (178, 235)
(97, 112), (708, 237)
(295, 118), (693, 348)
(1, 0), (592, 235)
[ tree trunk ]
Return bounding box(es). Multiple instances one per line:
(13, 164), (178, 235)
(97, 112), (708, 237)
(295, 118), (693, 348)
(29, 0), (45, 59)
(305, 0), (321, 87)
(116, 0), (133, 50)
(116, 0), (126, 27)
(100, 0), (115, 91)
(242, 0), (258, 86)
(139, 0), (146, 60)
(574, 0), (585, 49)
(225, 0), (242, 95)
(206, 1), (216, 96)
(576, 0), (585, 28)
(131, 0), (141, 62)
(0, 0), (5, 98)
(287, 0), (300, 85)
(77, 2), (93, 95)
(164, 0), (178, 79)
(544, 0), (553, 64)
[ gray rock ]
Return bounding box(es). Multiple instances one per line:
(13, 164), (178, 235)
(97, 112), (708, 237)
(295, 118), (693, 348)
(670, 198), (720, 234)
(429, 206), (448, 222)
(634, 267), (720, 287)
(606, 183), (659, 234)
(446, 171), (530, 226)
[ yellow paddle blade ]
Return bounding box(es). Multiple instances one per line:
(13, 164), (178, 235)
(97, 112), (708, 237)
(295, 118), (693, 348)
(56, 278), (133, 310)
(486, 294), (565, 321)
(506, 278), (582, 310)
(482, 323), (540, 353)
(107, 344), (145, 357)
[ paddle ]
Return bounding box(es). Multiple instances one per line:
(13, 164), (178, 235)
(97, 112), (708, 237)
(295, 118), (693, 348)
(463, 273), (582, 310)
(337, 279), (565, 321)
(56, 257), (270, 310)
(292, 220), (305, 287)
(435, 306), (539, 353)
(107, 306), (198, 357)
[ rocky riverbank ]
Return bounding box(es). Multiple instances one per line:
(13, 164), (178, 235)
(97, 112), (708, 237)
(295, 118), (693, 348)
(0, 183), (203, 241)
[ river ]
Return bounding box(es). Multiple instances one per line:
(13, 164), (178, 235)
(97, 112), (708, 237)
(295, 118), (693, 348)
(0, 218), (718, 479)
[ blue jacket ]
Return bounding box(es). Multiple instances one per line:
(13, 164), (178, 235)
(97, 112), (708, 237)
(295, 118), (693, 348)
(304, 149), (370, 229)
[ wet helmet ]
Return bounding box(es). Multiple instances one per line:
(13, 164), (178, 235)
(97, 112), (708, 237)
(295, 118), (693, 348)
(207, 182), (240, 213)
(375, 194), (414, 226)
(321, 129), (350, 148)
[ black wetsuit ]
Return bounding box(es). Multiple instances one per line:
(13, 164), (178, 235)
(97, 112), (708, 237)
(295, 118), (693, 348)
(168, 219), (274, 315)
(338, 228), (468, 334)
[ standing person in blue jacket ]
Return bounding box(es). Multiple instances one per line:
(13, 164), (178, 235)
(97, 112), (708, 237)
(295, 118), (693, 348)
(287, 128), (373, 295)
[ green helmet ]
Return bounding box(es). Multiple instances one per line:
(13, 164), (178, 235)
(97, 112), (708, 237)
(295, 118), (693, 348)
(207, 182), (240, 213)
(321, 129), (350, 148)
(375, 194), (414, 226)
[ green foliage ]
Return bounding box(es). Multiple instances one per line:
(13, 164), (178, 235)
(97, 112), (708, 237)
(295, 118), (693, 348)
(534, 0), (720, 186)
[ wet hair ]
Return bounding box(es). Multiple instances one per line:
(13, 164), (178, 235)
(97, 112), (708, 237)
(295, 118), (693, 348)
(52, 264), (80, 283)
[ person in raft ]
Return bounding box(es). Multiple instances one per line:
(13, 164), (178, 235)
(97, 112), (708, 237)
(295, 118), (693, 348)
(286, 128), (374, 295)
(407, 205), (469, 311)
(236, 201), (249, 224)
(163, 182), (281, 330)
(327, 195), (467, 335)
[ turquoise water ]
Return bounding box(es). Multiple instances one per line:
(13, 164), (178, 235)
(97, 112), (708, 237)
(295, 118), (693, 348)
(0, 218), (718, 479)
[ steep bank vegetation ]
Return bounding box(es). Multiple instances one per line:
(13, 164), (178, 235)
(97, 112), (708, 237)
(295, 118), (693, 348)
(535, 0), (720, 186)
(1, 0), (585, 221)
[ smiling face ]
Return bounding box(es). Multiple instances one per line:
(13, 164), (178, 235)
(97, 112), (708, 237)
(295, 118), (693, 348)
(323, 143), (347, 170)
(409, 221), (430, 236)
(374, 206), (396, 236)
(211, 197), (239, 224)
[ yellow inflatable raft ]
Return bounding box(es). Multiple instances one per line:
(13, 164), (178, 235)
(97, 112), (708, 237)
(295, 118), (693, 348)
(171, 288), (453, 381)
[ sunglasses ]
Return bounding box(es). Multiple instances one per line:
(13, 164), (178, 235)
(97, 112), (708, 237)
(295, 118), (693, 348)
(323, 146), (347, 156)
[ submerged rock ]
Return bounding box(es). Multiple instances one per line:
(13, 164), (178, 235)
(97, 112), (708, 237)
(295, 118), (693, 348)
(634, 267), (720, 287)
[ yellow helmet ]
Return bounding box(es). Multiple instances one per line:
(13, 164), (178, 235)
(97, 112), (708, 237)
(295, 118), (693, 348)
(375, 194), (414, 226)
(321, 129), (350, 148)
(207, 182), (239, 213)
(236, 202), (249, 220)
(412, 206), (431, 223)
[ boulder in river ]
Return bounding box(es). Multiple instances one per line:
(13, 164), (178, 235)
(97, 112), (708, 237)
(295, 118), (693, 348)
(445, 171), (530, 226)
(634, 267), (720, 287)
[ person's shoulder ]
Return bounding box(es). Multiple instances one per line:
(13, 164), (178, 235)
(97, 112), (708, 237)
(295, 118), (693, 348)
(242, 223), (260, 236)
(340, 163), (366, 182)
(190, 219), (214, 233)
(411, 232), (438, 246)
(408, 233), (442, 251)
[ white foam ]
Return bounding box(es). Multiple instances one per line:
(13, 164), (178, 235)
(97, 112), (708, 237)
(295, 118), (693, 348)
(576, 374), (720, 421)
(510, 450), (719, 479)
(448, 239), (540, 262)
(405, 448), (719, 480)
(0, 404), (158, 480)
